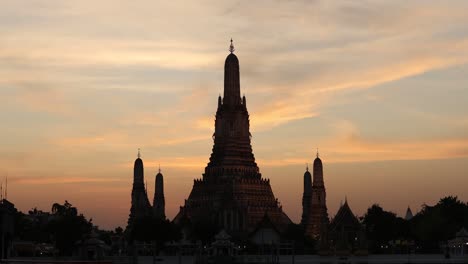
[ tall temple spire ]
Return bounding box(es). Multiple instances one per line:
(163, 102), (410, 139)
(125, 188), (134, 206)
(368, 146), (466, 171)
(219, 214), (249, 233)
(223, 39), (241, 106)
(304, 152), (329, 239)
(153, 166), (166, 219)
(128, 148), (151, 229)
(206, 39), (257, 177)
(174, 42), (291, 235)
(313, 150), (324, 186)
(301, 163), (313, 226)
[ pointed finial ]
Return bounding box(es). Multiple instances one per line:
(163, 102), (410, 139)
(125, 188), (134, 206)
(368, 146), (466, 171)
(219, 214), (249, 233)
(229, 38), (235, 53)
(317, 148), (319, 158)
(5, 175), (7, 200)
(158, 163), (161, 174)
(306, 163), (309, 171)
(345, 195), (348, 204)
(137, 148), (141, 159)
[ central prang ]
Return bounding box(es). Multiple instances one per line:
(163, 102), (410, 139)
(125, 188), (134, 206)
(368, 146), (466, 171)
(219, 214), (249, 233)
(173, 40), (291, 239)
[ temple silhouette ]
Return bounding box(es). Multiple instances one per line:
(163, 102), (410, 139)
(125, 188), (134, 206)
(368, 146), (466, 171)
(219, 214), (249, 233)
(301, 152), (329, 240)
(127, 149), (166, 230)
(126, 41), (368, 252)
(173, 40), (291, 238)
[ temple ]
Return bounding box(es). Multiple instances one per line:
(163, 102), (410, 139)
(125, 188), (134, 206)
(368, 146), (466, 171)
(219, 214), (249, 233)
(302, 151), (329, 239)
(127, 150), (166, 231)
(329, 198), (367, 255)
(153, 166), (165, 219)
(127, 149), (152, 229)
(174, 40), (291, 239)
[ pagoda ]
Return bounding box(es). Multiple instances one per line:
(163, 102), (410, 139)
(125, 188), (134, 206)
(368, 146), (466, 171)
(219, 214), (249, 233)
(174, 40), (291, 238)
(302, 151), (329, 239)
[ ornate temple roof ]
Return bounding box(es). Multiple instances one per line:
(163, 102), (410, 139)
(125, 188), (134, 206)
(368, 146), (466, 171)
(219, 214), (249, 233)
(330, 199), (360, 230)
(405, 206), (413, 220)
(250, 212), (281, 236)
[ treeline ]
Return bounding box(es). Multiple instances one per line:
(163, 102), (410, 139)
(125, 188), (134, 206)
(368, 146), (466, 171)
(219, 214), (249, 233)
(13, 196), (468, 255)
(363, 196), (468, 253)
(14, 201), (113, 256)
(14, 201), (181, 256)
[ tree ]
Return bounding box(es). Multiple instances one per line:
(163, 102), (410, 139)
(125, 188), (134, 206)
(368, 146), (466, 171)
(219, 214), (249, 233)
(282, 223), (316, 254)
(411, 196), (468, 252)
(129, 215), (181, 254)
(363, 204), (407, 253)
(47, 201), (92, 255)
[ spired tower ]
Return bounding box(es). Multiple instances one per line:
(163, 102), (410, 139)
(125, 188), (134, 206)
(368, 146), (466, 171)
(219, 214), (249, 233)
(153, 167), (166, 219)
(303, 151), (329, 239)
(301, 165), (312, 226)
(128, 149), (152, 227)
(174, 40), (291, 236)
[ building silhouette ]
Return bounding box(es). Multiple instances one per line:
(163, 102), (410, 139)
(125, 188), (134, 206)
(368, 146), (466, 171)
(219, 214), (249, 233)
(174, 40), (291, 238)
(127, 149), (165, 230)
(301, 164), (312, 228)
(153, 167), (165, 219)
(0, 199), (16, 259)
(302, 151), (329, 239)
(405, 206), (413, 220)
(329, 198), (367, 254)
(127, 149), (152, 228)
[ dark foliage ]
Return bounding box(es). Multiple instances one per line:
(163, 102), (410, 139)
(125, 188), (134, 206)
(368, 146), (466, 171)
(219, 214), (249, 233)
(363, 204), (407, 253)
(46, 201), (93, 255)
(129, 215), (181, 253)
(363, 196), (468, 254)
(282, 223), (316, 254)
(410, 196), (468, 252)
(14, 201), (92, 256)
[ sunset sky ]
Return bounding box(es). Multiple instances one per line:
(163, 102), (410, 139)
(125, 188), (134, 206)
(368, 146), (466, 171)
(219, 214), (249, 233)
(1, 1), (468, 230)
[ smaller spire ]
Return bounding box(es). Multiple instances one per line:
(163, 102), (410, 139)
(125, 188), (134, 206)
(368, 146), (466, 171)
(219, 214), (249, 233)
(306, 163), (309, 171)
(344, 195), (348, 204)
(317, 148), (319, 158)
(229, 38), (235, 53)
(158, 163), (161, 174)
(137, 148), (141, 159)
